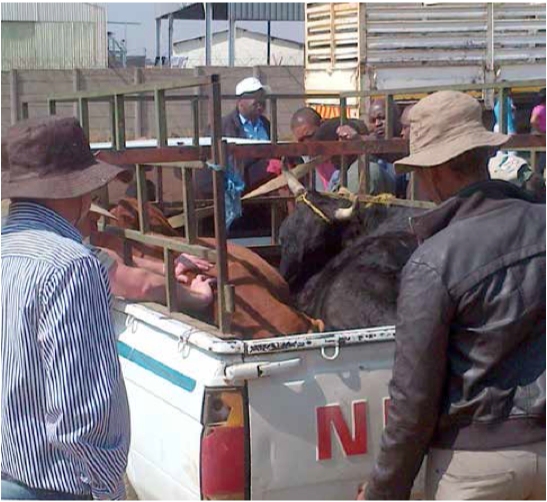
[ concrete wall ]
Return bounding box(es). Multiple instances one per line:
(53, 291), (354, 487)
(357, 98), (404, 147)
(1, 66), (305, 142)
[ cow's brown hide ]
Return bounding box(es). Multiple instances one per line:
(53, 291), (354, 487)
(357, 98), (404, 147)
(94, 197), (321, 339)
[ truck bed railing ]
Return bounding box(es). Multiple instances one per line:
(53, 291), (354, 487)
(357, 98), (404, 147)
(40, 78), (545, 337)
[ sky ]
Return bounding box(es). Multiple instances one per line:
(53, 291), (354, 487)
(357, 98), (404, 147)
(100, 3), (305, 60)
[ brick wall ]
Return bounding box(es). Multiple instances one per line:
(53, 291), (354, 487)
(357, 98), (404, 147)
(1, 66), (305, 142)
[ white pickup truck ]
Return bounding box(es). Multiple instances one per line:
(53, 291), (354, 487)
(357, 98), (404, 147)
(113, 296), (422, 500)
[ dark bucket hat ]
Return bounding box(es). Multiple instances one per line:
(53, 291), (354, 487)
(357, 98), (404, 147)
(1, 116), (126, 199)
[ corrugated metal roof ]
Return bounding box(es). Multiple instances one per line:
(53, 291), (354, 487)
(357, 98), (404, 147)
(1, 3), (107, 70)
(231, 4), (304, 21)
(1, 3), (105, 23)
(156, 3), (304, 21)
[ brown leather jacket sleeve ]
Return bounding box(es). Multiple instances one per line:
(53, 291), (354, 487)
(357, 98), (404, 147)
(365, 260), (454, 500)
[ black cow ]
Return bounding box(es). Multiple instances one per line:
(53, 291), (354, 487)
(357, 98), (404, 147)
(278, 169), (425, 330)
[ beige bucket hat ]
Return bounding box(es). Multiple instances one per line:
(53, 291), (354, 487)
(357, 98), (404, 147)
(394, 91), (509, 173)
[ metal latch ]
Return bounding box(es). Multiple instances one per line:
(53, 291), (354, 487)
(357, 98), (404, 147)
(321, 338), (340, 361)
(224, 358), (301, 382)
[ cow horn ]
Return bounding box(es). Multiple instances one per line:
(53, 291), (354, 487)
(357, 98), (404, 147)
(282, 160), (306, 197)
(90, 203), (118, 220)
(333, 197), (357, 221)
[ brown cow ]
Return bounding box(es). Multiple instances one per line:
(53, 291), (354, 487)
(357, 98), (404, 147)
(93, 197), (322, 339)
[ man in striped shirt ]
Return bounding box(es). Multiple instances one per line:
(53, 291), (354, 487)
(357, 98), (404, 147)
(1, 117), (130, 500)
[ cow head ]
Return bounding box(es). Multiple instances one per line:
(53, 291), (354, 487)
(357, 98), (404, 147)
(279, 166), (358, 293)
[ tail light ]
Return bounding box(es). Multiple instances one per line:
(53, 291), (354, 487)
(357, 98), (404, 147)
(201, 387), (249, 500)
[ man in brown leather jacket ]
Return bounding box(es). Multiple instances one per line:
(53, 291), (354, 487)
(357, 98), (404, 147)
(363, 91), (546, 500)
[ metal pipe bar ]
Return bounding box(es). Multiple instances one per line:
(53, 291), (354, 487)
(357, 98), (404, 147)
(102, 225), (218, 261)
(96, 147), (210, 164)
(228, 3), (236, 67)
(95, 135), (545, 167)
(230, 139), (409, 159)
(270, 97), (278, 144)
(167, 14), (174, 67)
(192, 98), (200, 146)
(164, 248), (177, 312)
(182, 168), (197, 244)
(48, 92), (347, 105)
(341, 80), (546, 99)
(78, 98), (90, 139)
(154, 89), (168, 147)
(498, 87), (508, 135)
(208, 76), (231, 333)
(155, 166), (164, 208)
(48, 76), (214, 102)
(46, 80), (544, 107)
(135, 164), (150, 234)
(205, 3), (213, 66)
(385, 94), (395, 140)
(109, 97), (117, 147)
(155, 18), (161, 61)
(114, 94), (126, 150)
(339, 97), (348, 187)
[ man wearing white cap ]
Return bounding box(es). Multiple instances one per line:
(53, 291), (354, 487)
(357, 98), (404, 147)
(196, 77), (272, 203)
(222, 77), (271, 140)
(361, 91), (545, 500)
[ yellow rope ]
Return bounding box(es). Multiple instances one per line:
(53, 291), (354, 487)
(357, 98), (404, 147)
(364, 193), (396, 208)
(295, 193), (332, 224)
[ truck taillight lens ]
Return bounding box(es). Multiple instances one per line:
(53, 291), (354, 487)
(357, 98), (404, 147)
(201, 388), (249, 500)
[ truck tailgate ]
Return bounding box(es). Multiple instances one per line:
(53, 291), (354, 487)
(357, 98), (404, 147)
(242, 329), (400, 500)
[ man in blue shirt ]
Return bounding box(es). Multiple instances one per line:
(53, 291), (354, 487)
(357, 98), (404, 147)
(194, 77), (271, 220)
(222, 77), (271, 141)
(194, 77), (274, 233)
(1, 117), (130, 500)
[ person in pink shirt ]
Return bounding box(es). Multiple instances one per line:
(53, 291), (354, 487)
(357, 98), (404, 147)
(289, 107), (367, 190)
(530, 88), (546, 134)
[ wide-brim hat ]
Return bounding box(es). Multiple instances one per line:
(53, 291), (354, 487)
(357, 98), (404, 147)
(395, 91), (509, 173)
(1, 116), (127, 200)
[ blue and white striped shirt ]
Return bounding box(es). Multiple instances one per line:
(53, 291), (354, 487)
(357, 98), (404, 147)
(1, 202), (130, 500)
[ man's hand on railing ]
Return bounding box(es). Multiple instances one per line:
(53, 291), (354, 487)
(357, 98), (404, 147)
(175, 253), (213, 284)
